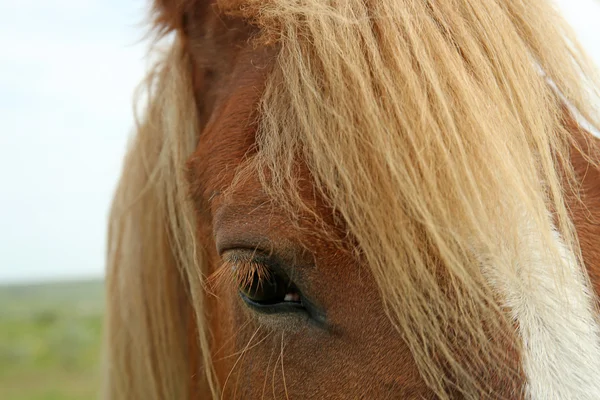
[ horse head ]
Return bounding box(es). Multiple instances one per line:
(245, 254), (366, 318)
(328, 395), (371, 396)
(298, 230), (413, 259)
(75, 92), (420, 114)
(105, 1), (600, 398)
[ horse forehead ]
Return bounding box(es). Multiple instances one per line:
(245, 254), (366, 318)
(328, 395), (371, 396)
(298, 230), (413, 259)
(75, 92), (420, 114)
(190, 46), (274, 194)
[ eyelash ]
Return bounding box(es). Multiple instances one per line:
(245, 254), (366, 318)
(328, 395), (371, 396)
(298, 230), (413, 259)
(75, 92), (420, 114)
(210, 254), (271, 290)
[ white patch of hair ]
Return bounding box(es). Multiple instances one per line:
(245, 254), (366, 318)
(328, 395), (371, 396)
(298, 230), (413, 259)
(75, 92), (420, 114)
(483, 224), (600, 399)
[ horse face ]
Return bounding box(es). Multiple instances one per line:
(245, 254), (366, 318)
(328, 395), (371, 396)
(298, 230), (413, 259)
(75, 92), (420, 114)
(191, 154), (429, 398)
(181, 8), (431, 399)
(104, 1), (600, 398)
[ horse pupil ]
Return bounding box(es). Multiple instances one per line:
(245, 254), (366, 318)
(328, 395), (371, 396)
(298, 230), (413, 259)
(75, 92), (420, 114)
(242, 272), (285, 303)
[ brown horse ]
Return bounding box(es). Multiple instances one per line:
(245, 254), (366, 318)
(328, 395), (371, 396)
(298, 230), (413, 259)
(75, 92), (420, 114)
(104, 1), (600, 399)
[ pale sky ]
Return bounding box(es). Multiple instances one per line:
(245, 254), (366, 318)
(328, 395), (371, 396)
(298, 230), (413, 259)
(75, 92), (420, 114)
(0, 1), (599, 283)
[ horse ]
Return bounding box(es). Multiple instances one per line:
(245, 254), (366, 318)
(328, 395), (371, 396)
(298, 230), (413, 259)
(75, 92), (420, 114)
(103, 0), (600, 398)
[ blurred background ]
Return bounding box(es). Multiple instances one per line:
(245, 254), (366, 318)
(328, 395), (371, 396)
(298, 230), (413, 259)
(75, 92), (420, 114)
(0, 1), (145, 399)
(0, 1), (598, 399)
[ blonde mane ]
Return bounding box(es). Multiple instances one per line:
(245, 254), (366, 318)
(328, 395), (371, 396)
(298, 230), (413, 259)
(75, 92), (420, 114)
(104, 1), (600, 399)
(104, 42), (216, 398)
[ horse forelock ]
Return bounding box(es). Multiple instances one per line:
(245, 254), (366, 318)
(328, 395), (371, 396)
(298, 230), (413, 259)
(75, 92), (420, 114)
(237, 0), (600, 398)
(107, 1), (600, 399)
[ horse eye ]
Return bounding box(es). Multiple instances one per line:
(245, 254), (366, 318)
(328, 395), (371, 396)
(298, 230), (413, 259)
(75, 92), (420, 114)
(237, 266), (302, 306)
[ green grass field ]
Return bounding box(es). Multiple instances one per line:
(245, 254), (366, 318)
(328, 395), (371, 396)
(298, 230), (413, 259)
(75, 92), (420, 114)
(0, 280), (104, 400)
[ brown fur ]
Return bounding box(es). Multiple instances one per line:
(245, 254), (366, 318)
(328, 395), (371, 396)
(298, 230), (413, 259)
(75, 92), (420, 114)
(568, 123), (600, 297)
